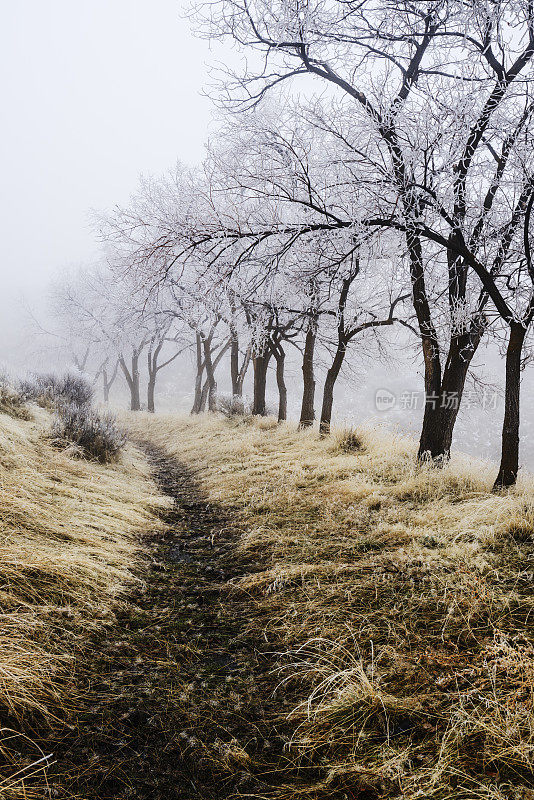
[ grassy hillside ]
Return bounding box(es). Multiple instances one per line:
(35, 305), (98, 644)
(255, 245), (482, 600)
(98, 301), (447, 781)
(128, 413), (534, 800)
(0, 408), (166, 798)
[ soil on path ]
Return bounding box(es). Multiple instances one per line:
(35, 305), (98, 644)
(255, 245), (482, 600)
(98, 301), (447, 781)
(44, 444), (304, 800)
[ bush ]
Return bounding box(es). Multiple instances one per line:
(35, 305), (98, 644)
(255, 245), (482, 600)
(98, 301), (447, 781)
(20, 372), (93, 409)
(336, 427), (365, 453)
(18, 372), (124, 463)
(216, 393), (252, 417)
(216, 393), (279, 420)
(52, 403), (126, 464)
(19, 374), (58, 407)
(57, 373), (94, 406)
(0, 375), (31, 420)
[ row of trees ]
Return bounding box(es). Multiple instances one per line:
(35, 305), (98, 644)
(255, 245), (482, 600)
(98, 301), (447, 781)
(38, 267), (186, 413)
(50, 1), (534, 489)
(44, 241), (406, 432)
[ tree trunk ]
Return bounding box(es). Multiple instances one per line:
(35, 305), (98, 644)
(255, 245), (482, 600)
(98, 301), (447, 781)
(411, 226), (487, 461)
(146, 340), (166, 415)
(191, 333), (204, 414)
(199, 381), (209, 412)
(235, 347), (251, 398)
(230, 330), (240, 396)
(147, 348), (156, 414)
(102, 367), (110, 403)
(493, 322), (527, 490)
(402, 222), (446, 460)
(252, 350), (271, 416)
(202, 338), (217, 413)
(101, 359), (119, 404)
(74, 346), (90, 373)
(147, 373), (156, 413)
(299, 315), (317, 428)
(320, 346), (346, 436)
(191, 370), (204, 414)
(119, 353), (141, 412)
(416, 323), (484, 460)
(196, 332), (230, 415)
(130, 353), (141, 411)
(440, 330), (482, 453)
(208, 379), (217, 412)
(416, 338), (444, 462)
(273, 346), (287, 422)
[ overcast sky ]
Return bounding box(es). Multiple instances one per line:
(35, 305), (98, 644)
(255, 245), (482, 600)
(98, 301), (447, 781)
(0, 0), (222, 317)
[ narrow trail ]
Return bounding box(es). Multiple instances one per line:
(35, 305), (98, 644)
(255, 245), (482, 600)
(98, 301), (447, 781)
(46, 443), (303, 800)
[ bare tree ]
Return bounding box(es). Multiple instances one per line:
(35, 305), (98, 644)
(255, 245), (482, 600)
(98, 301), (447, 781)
(118, 343), (146, 411)
(318, 268), (412, 435)
(146, 317), (187, 413)
(193, 0), (534, 462)
(298, 280), (319, 428)
(94, 357), (120, 403)
(491, 190), (534, 488)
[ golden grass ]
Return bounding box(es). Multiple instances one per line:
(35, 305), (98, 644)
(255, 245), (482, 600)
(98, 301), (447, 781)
(0, 387), (31, 421)
(0, 408), (167, 798)
(128, 412), (534, 799)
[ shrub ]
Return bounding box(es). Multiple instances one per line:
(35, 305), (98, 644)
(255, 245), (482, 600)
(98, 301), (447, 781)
(19, 374), (59, 407)
(0, 375), (31, 420)
(52, 403), (126, 464)
(336, 427), (365, 453)
(216, 393), (252, 417)
(20, 373), (93, 409)
(56, 373), (94, 406)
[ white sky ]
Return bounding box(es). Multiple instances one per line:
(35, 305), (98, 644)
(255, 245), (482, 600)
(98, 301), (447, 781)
(0, 0), (222, 309)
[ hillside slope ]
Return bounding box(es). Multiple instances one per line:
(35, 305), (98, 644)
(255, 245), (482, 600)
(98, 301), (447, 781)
(0, 409), (166, 797)
(128, 413), (534, 800)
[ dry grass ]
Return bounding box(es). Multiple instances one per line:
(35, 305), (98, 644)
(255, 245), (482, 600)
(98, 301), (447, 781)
(128, 412), (534, 799)
(0, 407), (167, 798)
(0, 387), (31, 422)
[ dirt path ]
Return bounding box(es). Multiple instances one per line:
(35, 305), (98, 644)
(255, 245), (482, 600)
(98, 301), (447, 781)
(45, 444), (302, 800)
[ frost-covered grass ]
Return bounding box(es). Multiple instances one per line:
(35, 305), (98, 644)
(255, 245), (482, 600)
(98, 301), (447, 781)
(128, 412), (534, 800)
(0, 411), (167, 797)
(0, 374), (31, 420)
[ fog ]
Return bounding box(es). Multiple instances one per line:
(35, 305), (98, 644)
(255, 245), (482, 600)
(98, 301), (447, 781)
(1, 1), (533, 473)
(0, 0), (216, 354)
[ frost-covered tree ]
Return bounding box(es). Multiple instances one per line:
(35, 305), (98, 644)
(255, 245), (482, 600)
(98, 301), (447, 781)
(191, 0), (534, 468)
(48, 267), (122, 399)
(96, 168), (253, 413)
